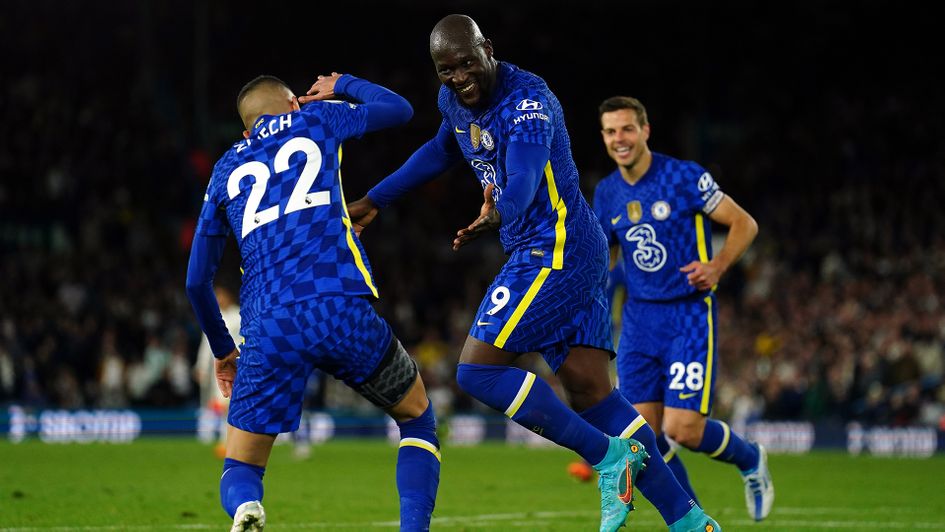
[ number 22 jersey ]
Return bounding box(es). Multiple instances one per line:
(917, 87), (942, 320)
(196, 101), (378, 325)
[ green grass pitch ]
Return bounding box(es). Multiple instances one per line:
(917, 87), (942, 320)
(3, 439), (944, 530)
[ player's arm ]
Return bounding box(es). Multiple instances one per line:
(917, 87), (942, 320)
(186, 233), (240, 398)
(185, 233), (237, 359)
(591, 183), (625, 300)
(453, 141), (549, 249)
(348, 119), (462, 232)
(299, 72), (413, 132)
(707, 195), (758, 272)
(681, 195), (758, 290)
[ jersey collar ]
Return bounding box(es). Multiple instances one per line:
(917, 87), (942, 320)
(251, 114), (275, 135)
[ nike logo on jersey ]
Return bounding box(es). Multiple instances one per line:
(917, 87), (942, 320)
(678, 392), (699, 400)
(455, 126), (467, 134)
(476, 320), (494, 326)
(611, 215), (622, 225)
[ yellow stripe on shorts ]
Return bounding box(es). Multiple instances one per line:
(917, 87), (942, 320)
(494, 267), (552, 349)
(700, 295), (715, 414)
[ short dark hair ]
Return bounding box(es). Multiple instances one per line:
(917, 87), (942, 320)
(598, 96), (648, 126)
(236, 75), (290, 109)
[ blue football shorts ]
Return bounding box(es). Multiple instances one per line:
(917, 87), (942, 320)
(616, 292), (718, 415)
(469, 248), (614, 372)
(228, 295), (392, 434)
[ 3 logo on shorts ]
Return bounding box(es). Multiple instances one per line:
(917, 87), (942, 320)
(678, 392), (699, 400)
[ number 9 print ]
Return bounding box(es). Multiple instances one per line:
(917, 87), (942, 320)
(486, 286), (511, 315)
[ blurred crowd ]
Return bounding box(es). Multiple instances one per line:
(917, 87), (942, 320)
(1, 1), (943, 431)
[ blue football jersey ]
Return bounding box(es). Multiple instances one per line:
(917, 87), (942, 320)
(593, 152), (724, 301)
(438, 61), (603, 269)
(196, 101), (378, 324)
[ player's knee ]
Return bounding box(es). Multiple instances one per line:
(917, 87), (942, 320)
(355, 337), (419, 410)
(389, 387), (430, 421)
(664, 422), (703, 449)
(455, 363), (477, 395)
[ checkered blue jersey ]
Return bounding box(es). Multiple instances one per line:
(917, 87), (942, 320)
(592, 152), (724, 301)
(196, 101), (378, 325)
(439, 61), (602, 269)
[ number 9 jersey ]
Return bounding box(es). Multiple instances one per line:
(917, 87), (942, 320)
(197, 101), (378, 325)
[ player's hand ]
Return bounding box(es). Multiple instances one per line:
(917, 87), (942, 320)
(453, 184), (501, 250)
(214, 348), (239, 399)
(680, 260), (722, 290)
(298, 72), (344, 104)
(347, 195), (379, 237)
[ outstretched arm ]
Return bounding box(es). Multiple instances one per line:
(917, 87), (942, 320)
(358, 119), (461, 210)
(347, 121), (460, 234)
(298, 72), (413, 132)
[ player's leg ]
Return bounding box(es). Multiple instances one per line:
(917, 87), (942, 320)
(463, 261), (649, 530)
(629, 401), (699, 503)
(663, 407), (770, 520)
(221, 426), (275, 530)
(662, 294), (772, 521)
(457, 336), (615, 464)
(615, 297), (702, 504)
(561, 346), (707, 529)
(457, 337), (642, 532)
(220, 303), (322, 531)
(620, 401), (699, 505)
(351, 332), (440, 532)
(460, 261), (620, 466)
(307, 296), (439, 532)
(557, 281), (716, 530)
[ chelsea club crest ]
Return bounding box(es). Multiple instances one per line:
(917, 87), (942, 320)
(651, 201), (671, 220)
(481, 130), (494, 150)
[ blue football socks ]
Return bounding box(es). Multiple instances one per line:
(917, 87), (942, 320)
(395, 402), (441, 532)
(695, 419), (760, 472)
(220, 458), (265, 518)
(656, 434), (700, 505)
(579, 390), (695, 525)
(456, 363), (609, 464)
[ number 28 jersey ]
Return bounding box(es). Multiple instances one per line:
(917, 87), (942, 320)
(593, 152), (724, 302)
(196, 102), (378, 324)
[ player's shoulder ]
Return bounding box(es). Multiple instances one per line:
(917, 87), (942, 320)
(298, 100), (361, 129)
(653, 152), (706, 179)
(437, 85), (457, 115)
(301, 99), (359, 116)
(503, 62), (548, 92)
(212, 143), (242, 176)
(498, 63), (552, 111)
(594, 168), (624, 197)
